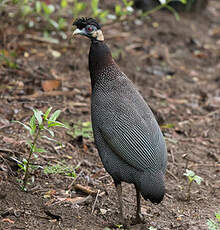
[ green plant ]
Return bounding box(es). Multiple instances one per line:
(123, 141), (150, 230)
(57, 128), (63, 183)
(112, 48), (124, 61)
(142, 0), (187, 20)
(115, 225), (123, 229)
(73, 0), (87, 19)
(15, 107), (67, 191)
(183, 169), (203, 200)
(68, 121), (93, 140)
(1, 0), (69, 35)
(149, 227), (157, 230)
(44, 162), (78, 178)
(0, 49), (17, 68)
(91, 0), (109, 22)
(207, 213), (220, 230)
(115, 0), (133, 18)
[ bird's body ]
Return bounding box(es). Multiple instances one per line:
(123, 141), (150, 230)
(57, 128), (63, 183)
(72, 18), (167, 224)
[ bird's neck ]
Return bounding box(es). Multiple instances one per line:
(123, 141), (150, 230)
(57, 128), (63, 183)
(89, 40), (114, 87)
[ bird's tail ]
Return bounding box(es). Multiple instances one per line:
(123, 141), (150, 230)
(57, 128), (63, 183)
(138, 170), (165, 204)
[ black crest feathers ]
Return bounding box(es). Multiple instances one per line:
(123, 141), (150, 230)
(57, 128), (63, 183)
(73, 17), (101, 30)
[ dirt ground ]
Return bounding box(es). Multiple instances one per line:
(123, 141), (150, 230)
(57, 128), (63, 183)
(0, 1), (220, 230)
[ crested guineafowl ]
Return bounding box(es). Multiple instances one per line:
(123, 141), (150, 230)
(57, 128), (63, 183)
(72, 18), (167, 224)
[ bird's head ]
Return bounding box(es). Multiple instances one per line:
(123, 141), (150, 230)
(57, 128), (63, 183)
(72, 17), (104, 42)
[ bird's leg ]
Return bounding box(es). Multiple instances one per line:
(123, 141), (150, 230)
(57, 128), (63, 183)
(114, 181), (124, 224)
(136, 188), (141, 219)
(134, 185), (145, 224)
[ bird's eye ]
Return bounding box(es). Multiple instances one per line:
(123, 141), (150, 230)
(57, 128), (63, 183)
(87, 25), (94, 32)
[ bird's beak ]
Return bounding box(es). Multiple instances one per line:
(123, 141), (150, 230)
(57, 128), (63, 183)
(72, 28), (86, 38)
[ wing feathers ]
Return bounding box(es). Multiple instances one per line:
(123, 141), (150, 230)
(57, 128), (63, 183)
(100, 114), (163, 171)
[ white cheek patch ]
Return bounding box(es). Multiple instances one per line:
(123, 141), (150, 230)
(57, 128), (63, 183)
(92, 30), (104, 41)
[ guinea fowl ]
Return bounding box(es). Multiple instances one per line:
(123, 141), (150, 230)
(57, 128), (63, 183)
(72, 17), (167, 224)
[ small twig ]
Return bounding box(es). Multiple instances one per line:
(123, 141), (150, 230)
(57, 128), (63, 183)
(0, 124), (14, 130)
(0, 148), (22, 155)
(165, 193), (174, 199)
(98, 174), (111, 181)
(91, 190), (100, 214)
(186, 181), (193, 201)
(67, 170), (83, 190)
(44, 209), (62, 221)
(74, 184), (97, 195)
(25, 34), (59, 44)
(23, 127), (41, 189)
(166, 170), (178, 181)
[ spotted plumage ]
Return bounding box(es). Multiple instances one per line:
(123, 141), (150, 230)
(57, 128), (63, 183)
(72, 17), (167, 224)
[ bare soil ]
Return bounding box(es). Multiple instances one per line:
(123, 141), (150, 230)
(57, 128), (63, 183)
(0, 1), (220, 230)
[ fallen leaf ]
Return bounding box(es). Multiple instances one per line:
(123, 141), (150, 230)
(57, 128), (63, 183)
(44, 189), (57, 198)
(100, 208), (107, 215)
(1, 218), (15, 224)
(41, 80), (61, 92)
(83, 144), (88, 152)
(50, 49), (61, 58)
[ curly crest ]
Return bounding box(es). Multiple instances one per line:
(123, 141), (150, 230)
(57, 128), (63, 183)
(73, 17), (101, 30)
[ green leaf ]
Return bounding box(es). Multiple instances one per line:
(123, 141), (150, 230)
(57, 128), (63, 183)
(82, 121), (92, 127)
(44, 107), (52, 120)
(58, 18), (67, 30)
(29, 115), (36, 135)
(48, 121), (68, 128)
(41, 135), (57, 142)
(91, 0), (99, 15)
(10, 156), (22, 165)
(207, 219), (219, 230)
(149, 227), (157, 230)
(99, 10), (109, 21)
(14, 121), (32, 134)
(18, 163), (26, 171)
(61, 0), (68, 8)
(35, 1), (41, 13)
(49, 19), (59, 29)
(26, 140), (33, 149)
(216, 213), (220, 222)
(161, 123), (175, 129)
(47, 4), (55, 13)
(75, 2), (86, 14)
(194, 175), (203, 185)
(44, 128), (54, 137)
(42, 2), (55, 15)
(115, 5), (122, 16)
(32, 144), (37, 152)
(35, 147), (46, 153)
(164, 5), (180, 21)
(122, 0), (133, 7)
(23, 158), (28, 164)
(49, 110), (61, 122)
(33, 109), (43, 125)
(184, 169), (195, 178)
(21, 5), (32, 16)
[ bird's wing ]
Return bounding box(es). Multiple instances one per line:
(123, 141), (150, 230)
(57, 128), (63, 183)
(99, 111), (165, 172)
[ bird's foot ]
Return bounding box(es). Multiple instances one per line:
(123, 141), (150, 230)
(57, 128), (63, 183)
(131, 213), (145, 225)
